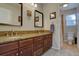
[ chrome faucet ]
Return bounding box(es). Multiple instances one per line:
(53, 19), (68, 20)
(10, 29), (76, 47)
(10, 29), (14, 36)
(6, 29), (17, 37)
(11, 30), (17, 36)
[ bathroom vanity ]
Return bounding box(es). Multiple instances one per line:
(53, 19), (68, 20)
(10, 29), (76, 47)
(0, 33), (52, 56)
(0, 3), (53, 56)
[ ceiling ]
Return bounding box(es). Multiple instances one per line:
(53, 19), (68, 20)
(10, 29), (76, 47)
(60, 3), (79, 11)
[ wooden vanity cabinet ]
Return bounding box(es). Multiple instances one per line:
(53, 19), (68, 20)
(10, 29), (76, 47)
(0, 33), (52, 56)
(33, 36), (44, 56)
(0, 41), (19, 56)
(19, 38), (33, 56)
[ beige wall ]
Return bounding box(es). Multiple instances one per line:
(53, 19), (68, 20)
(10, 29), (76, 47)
(21, 3), (44, 31)
(0, 3), (44, 31)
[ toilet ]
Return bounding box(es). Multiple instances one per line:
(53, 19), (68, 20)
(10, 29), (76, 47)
(67, 32), (74, 45)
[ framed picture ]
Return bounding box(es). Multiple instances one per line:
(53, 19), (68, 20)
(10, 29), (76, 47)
(34, 10), (44, 28)
(50, 12), (56, 19)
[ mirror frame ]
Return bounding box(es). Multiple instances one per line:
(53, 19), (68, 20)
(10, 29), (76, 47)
(0, 3), (23, 26)
(20, 3), (23, 26)
(34, 10), (44, 28)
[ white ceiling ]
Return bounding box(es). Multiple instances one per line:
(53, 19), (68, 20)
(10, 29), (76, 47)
(60, 3), (79, 11)
(37, 3), (79, 11)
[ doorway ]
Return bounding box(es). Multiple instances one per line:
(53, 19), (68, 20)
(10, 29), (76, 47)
(61, 8), (77, 49)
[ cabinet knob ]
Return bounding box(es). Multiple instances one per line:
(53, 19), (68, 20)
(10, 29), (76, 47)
(16, 53), (18, 56)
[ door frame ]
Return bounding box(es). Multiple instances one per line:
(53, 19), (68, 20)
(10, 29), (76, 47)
(61, 14), (64, 42)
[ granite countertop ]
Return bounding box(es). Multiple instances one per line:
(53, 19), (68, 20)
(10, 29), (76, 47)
(0, 32), (51, 44)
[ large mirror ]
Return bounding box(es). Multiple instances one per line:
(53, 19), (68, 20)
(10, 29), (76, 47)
(0, 3), (23, 26)
(34, 10), (44, 28)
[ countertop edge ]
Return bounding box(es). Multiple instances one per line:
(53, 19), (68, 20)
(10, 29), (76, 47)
(0, 33), (52, 44)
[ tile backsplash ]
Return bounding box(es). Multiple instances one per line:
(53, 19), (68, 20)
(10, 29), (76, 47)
(0, 30), (50, 37)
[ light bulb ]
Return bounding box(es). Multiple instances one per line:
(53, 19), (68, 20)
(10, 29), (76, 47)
(63, 4), (68, 7)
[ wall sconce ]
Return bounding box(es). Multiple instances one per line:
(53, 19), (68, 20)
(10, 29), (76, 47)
(27, 10), (32, 16)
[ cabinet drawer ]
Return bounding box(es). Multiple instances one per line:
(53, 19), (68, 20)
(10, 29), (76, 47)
(34, 36), (43, 45)
(19, 38), (33, 47)
(0, 41), (18, 54)
(34, 40), (43, 46)
(37, 44), (43, 49)
(34, 36), (43, 41)
(0, 49), (18, 56)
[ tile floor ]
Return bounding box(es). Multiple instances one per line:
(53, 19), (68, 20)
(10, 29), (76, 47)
(43, 43), (79, 56)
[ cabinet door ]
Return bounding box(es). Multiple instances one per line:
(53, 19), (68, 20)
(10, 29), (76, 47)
(20, 45), (33, 56)
(48, 34), (52, 49)
(43, 37), (49, 52)
(0, 41), (18, 55)
(19, 39), (33, 56)
(33, 36), (43, 56)
(0, 49), (19, 56)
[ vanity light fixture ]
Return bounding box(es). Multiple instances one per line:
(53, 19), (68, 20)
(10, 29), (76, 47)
(63, 4), (68, 7)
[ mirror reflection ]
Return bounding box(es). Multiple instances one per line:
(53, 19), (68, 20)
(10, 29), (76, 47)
(0, 3), (22, 26)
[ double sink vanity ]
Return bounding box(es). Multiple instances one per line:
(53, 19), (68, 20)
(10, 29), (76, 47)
(0, 31), (52, 56)
(0, 3), (53, 56)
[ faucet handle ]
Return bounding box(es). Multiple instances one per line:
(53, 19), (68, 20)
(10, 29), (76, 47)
(13, 32), (17, 36)
(15, 32), (17, 36)
(6, 33), (9, 37)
